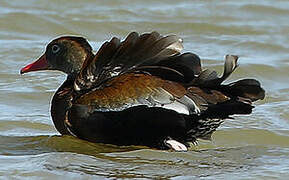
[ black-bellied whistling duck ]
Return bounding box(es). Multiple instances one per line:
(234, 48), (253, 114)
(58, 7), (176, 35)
(20, 32), (265, 151)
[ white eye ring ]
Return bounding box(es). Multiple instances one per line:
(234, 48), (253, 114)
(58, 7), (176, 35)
(52, 44), (60, 53)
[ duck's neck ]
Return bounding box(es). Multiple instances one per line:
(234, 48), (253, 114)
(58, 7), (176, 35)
(51, 75), (75, 135)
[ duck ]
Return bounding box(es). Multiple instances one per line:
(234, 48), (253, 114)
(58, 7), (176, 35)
(20, 32), (265, 151)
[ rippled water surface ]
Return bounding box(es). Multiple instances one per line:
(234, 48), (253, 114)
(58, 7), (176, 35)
(1, 0), (289, 179)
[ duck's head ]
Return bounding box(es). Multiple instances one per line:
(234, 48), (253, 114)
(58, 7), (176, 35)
(20, 36), (93, 76)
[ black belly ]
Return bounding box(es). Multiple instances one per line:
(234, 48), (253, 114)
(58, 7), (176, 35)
(67, 105), (189, 149)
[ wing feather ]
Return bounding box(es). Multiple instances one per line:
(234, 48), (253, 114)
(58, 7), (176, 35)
(74, 73), (202, 115)
(74, 32), (183, 92)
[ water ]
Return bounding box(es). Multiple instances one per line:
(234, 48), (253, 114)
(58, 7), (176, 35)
(1, 0), (289, 179)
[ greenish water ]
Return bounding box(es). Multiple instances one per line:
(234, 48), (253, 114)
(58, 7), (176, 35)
(1, 0), (289, 179)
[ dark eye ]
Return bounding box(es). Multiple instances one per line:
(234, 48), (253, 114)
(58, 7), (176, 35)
(52, 44), (60, 54)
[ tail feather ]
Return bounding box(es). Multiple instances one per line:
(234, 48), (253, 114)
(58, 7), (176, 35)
(182, 54), (264, 142)
(191, 55), (265, 102)
(221, 79), (265, 101)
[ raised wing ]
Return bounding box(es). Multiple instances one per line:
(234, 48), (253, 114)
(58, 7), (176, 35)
(74, 31), (183, 92)
(72, 31), (264, 119)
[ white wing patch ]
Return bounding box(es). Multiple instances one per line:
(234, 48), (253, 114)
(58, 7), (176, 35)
(90, 88), (201, 116)
(159, 102), (190, 115)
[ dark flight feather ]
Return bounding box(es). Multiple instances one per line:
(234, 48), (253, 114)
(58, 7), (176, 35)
(74, 32), (183, 92)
